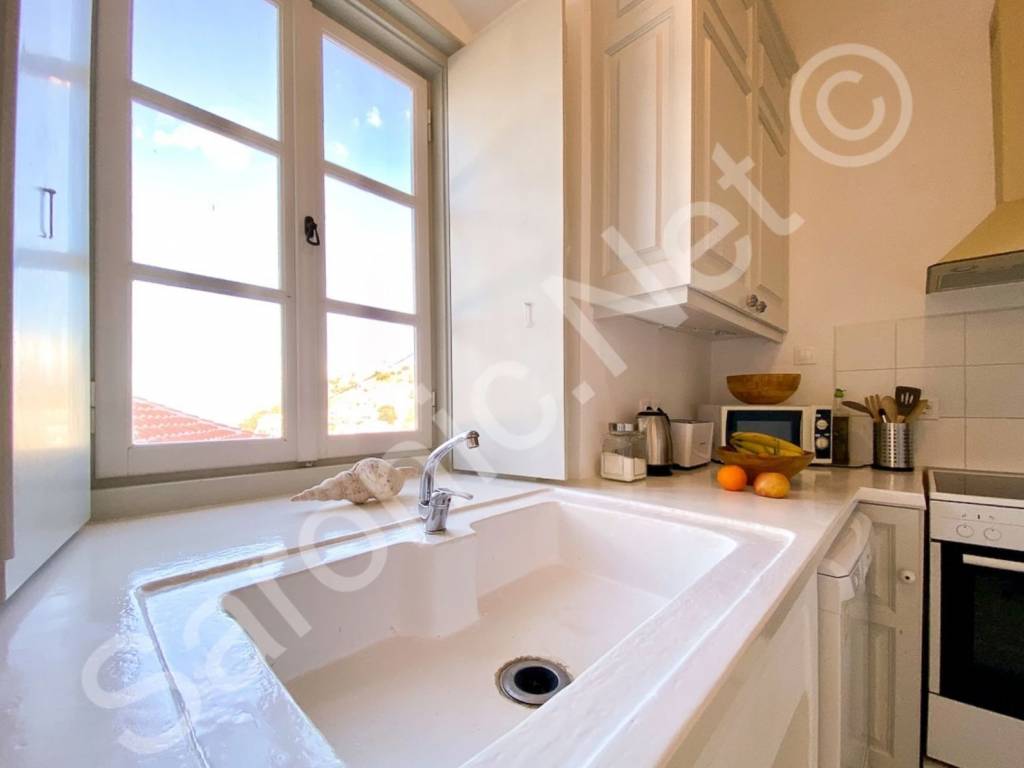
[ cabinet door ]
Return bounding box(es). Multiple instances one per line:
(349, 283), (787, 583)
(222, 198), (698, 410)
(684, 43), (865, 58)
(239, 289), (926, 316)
(859, 502), (924, 768)
(692, 8), (755, 311)
(7, 0), (92, 596)
(448, 0), (566, 480)
(752, 111), (789, 329)
(598, 16), (673, 291)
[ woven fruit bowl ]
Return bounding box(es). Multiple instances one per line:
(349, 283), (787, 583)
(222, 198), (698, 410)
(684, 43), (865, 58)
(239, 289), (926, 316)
(715, 447), (814, 483)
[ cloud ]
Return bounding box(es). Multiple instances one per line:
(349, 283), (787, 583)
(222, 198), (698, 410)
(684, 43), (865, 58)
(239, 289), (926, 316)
(152, 123), (254, 172)
(366, 106), (383, 128)
(330, 142), (351, 162)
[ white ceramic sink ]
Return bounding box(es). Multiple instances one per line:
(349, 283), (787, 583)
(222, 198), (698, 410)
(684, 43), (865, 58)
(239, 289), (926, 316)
(225, 500), (738, 766)
(140, 489), (790, 767)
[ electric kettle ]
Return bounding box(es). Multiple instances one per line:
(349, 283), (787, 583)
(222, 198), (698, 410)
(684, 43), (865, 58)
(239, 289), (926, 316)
(637, 405), (673, 476)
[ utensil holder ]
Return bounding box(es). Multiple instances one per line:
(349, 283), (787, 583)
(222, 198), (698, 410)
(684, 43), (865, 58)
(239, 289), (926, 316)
(873, 422), (913, 471)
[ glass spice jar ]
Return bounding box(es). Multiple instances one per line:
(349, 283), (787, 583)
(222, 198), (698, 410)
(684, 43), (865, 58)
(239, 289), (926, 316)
(601, 423), (648, 482)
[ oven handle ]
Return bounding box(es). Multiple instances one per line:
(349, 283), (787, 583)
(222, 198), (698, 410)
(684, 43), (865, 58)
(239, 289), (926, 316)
(963, 553), (1024, 573)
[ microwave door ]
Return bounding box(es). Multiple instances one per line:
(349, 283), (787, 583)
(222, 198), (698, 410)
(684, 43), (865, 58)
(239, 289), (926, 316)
(725, 410), (804, 447)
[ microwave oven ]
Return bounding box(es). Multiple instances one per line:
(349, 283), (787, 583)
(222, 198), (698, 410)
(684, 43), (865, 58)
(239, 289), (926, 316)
(697, 404), (833, 464)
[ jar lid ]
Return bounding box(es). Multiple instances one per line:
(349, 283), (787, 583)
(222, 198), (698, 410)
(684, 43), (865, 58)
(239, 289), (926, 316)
(608, 422), (637, 433)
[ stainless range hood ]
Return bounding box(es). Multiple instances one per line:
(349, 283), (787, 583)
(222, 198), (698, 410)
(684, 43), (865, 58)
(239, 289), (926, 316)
(927, 0), (1024, 293)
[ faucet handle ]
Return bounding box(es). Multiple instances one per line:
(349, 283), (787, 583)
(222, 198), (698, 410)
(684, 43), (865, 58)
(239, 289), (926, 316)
(432, 487), (474, 503)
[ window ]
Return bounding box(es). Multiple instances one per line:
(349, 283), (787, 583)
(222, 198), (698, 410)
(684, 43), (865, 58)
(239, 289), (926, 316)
(94, 0), (432, 477)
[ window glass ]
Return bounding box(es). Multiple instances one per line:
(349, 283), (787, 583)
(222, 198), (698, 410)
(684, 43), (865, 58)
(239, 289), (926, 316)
(322, 36), (413, 193)
(326, 314), (416, 435)
(132, 0), (280, 138)
(132, 104), (280, 288)
(325, 177), (415, 313)
(132, 282), (283, 443)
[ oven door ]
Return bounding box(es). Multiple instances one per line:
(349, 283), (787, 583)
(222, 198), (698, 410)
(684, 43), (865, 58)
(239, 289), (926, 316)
(934, 541), (1024, 719)
(723, 408), (807, 451)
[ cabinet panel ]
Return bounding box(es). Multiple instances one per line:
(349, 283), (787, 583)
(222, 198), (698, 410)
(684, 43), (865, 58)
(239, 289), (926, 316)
(704, 0), (752, 66)
(448, 0), (566, 480)
(752, 117), (789, 328)
(858, 502), (924, 768)
(602, 17), (672, 279)
(6, 0), (92, 598)
(692, 11), (753, 310)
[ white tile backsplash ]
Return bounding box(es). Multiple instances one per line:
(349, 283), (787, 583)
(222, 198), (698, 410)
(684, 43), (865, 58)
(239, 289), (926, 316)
(835, 306), (1024, 472)
(966, 418), (1024, 472)
(897, 314), (965, 368)
(965, 364), (1024, 418)
(966, 308), (1024, 365)
(835, 369), (896, 405)
(835, 320), (896, 371)
(895, 367), (965, 418)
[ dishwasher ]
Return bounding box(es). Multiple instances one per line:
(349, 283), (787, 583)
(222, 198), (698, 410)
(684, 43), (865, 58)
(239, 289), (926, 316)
(818, 512), (874, 768)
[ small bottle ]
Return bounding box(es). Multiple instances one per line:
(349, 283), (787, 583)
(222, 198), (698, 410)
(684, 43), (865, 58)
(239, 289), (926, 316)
(601, 423), (648, 482)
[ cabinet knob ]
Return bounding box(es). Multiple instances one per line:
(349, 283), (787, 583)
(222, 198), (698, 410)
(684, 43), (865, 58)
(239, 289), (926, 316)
(756, 300), (767, 314)
(746, 294), (760, 309)
(899, 570), (917, 584)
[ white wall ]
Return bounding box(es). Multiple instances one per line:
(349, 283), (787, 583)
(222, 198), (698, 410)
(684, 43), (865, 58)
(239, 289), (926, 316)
(710, 0), (1022, 406)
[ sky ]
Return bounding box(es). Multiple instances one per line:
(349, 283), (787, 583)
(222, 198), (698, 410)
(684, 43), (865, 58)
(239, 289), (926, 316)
(129, 0), (418, 441)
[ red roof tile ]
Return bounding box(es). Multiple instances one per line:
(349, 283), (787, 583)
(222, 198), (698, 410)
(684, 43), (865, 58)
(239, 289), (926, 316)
(132, 398), (255, 444)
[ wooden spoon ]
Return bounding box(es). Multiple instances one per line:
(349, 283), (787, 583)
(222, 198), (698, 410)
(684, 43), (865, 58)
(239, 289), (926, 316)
(905, 399), (929, 423)
(842, 401), (874, 417)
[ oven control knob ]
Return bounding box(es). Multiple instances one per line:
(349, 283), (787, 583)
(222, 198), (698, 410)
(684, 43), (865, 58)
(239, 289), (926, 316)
(815, 437), (830, 450)
(956, 524), (975, 539)
(816, 419), (829, 431)
(984, 527), (1002, 542)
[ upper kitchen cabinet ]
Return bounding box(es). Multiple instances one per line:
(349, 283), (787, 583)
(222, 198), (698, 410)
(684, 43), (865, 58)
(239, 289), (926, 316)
(592, 0), (797, 340)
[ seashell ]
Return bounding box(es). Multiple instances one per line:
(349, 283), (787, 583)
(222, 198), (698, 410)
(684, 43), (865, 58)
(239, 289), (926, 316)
(353, 458), (419, 500)
(291, 460), (418, 504)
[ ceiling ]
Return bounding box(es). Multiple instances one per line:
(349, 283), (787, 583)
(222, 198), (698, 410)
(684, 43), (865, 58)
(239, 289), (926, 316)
(449, 0), (519, 34)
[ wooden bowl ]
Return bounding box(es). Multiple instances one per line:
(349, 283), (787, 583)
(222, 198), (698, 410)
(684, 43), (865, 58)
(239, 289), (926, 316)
(715, 447), (814, 483)
(726, 373), (801, 405)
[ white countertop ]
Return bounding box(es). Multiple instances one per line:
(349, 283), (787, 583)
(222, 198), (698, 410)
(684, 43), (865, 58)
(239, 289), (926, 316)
(0, 465), (924, 768)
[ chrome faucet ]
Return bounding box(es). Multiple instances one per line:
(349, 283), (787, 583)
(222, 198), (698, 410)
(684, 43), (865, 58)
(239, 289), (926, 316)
(418, 430), (480, 534)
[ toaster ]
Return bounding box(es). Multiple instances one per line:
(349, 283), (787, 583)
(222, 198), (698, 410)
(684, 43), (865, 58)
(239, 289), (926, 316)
(670, 420), (714, 469)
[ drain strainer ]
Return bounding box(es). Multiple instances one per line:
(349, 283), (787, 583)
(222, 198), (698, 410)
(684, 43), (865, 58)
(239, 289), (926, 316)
(497, 657), (572, 707)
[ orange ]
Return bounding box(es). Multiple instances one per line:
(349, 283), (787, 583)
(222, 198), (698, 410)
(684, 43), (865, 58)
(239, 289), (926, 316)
(754, 472), (791, 499)
(717, 465), (748, 492)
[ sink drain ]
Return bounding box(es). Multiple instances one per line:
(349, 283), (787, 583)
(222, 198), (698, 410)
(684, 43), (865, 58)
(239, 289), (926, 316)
(497, 657), (572, 707)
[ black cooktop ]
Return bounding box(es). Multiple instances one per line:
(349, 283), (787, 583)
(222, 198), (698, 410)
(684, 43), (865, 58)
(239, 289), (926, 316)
(932, 470), (1024, 502)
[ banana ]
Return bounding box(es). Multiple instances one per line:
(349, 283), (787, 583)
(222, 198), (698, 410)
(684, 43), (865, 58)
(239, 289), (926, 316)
(730, 432), (804, 456)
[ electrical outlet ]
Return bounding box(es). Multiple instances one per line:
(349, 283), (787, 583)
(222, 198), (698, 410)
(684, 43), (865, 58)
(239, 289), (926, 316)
(921, 398), (940, 420)
(793, 346), (817, 366)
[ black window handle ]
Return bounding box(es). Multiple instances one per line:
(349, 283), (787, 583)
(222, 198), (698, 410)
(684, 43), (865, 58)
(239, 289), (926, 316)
(304, 215), (321, 246)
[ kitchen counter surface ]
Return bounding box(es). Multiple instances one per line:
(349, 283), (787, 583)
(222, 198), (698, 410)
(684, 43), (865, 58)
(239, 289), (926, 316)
(0, 465), (925, 767)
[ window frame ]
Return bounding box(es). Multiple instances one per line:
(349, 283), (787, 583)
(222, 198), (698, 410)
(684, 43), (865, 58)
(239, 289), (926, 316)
(93, 0), (433, 479)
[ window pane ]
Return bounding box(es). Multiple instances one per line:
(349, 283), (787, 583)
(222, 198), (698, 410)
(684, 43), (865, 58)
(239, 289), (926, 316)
(325, 178), (415, 313)
(323, 36), (413, 193)
(132, 0), (279, 138)
(132, 282), (282, 444)
(132, 104), (280, 288)
(327, 315), (416, 435)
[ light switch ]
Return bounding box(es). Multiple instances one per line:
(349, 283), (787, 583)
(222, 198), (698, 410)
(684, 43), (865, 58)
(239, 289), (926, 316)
(794, 346), (817, 366)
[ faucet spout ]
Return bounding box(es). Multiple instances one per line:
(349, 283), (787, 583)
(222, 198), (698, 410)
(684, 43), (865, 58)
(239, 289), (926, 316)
(418, 430), (480, 534)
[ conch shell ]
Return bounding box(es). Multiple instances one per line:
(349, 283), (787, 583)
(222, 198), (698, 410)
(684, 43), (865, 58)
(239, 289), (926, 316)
(291, 458), (419, 504)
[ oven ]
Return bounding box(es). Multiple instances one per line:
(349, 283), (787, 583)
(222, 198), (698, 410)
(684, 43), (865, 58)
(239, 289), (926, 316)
(927, 470), (1024, 768)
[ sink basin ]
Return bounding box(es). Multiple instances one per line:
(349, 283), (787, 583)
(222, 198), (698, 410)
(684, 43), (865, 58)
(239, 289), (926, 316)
(140, 489), (790, 767)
